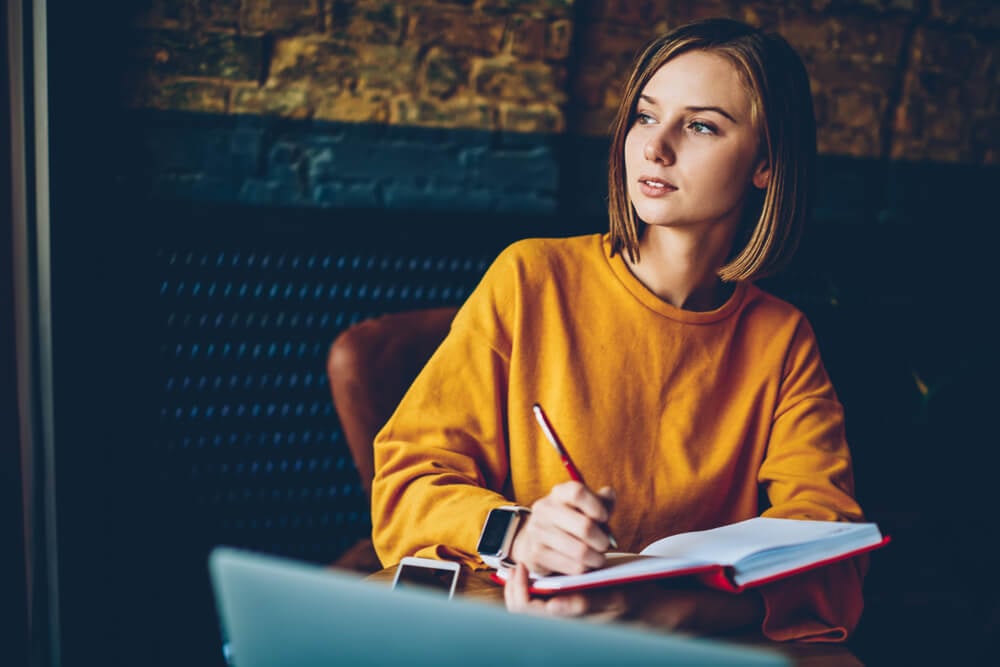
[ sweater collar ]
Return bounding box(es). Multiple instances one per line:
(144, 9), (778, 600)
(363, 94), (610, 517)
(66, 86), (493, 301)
(601, 234), (749, 324)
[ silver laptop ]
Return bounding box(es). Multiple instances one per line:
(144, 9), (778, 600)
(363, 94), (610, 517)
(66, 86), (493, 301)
(209, 547), (790, 667)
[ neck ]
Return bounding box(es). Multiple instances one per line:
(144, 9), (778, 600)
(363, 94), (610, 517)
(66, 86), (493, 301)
(626, 225), (736, 311)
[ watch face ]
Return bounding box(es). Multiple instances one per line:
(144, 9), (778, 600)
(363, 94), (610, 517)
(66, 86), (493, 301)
(477, 509), (514, 555)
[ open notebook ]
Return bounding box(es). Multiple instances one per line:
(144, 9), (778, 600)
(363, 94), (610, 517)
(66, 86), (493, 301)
(209, 547), (791, 667)
(493, 517), (888, 594)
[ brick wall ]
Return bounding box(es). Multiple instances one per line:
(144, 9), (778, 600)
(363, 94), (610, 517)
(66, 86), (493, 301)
(128, 0), (573, 133)
(126, 0), (997, 163)
(732, 0), (995, 163)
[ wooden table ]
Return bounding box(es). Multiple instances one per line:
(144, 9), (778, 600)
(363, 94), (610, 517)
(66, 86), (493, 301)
(368, 566), (864, 667)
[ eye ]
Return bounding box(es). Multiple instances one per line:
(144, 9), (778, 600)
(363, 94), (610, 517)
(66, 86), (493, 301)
(688, 120), (716, 135)
(635, 112), (656, 126)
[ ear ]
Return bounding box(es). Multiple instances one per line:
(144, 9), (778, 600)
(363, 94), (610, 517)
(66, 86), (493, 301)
(751, 158), (770, 190)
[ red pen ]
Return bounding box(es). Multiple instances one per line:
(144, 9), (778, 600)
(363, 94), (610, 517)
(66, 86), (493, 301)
(531, 403), (619, 549)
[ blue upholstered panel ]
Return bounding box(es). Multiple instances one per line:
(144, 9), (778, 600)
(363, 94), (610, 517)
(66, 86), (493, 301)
(152, 243), (492, 564)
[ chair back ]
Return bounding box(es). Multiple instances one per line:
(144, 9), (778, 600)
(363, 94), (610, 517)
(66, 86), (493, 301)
(325, 306), (458, 571)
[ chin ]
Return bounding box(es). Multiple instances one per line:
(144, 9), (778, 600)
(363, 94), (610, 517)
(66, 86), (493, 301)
(634, 212), (685, 228)
(631, 203), (681, 227)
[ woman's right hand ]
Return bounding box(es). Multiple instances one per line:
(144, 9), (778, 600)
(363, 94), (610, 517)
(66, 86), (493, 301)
(508, 481), (616, 576)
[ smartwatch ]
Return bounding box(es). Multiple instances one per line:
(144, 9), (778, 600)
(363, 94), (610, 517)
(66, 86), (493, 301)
(476, 505), (530, 569)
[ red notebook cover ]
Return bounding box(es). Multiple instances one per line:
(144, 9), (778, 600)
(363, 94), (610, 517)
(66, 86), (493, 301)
(491, 535), (891, 595)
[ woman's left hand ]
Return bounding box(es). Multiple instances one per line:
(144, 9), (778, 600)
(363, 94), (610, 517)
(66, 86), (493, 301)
(503, 562), (629, 622)
(503, 562), (765, 633)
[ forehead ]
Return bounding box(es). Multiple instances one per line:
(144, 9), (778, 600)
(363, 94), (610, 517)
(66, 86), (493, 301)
(639, 50), (751, 117)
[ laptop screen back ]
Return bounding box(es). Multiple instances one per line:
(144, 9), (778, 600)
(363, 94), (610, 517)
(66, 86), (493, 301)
(209, 547), (790, 667)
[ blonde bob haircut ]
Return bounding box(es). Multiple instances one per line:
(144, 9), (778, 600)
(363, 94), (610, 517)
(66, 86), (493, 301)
(607, 18), (817, 282)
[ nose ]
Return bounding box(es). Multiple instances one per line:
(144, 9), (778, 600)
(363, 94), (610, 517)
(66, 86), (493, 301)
(643, 132), (675, 165)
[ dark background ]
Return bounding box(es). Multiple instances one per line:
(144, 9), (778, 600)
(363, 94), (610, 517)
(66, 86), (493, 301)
(6, 2), (998, 666)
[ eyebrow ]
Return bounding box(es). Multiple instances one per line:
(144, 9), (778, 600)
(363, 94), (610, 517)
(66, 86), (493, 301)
(638, 94), (739, 123)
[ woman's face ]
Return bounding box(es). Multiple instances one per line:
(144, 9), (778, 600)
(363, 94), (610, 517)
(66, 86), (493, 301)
(624, 50), (769, 234)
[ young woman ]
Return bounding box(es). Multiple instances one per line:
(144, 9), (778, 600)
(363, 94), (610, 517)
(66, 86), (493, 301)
(371, 18), (866, 642)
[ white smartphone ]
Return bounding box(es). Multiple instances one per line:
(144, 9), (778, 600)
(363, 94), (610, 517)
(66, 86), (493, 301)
(391, 556), (460, 599)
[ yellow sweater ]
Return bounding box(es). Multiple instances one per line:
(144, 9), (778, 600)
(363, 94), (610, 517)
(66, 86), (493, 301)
(372, 234), (866, 642)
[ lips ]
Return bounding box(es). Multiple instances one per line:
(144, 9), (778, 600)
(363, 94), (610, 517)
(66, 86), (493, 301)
(637, 176), (677, 197)
(639, 176), (676, 189)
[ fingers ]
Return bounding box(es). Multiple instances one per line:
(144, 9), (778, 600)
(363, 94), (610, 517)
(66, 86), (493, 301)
(552, 482), (617, 552)
(521, 536), (603, 576)
(596, 486), (619, 550)
(543, 482), (614, 554)
(552, 481), (612, 524)
(511, 481), (615, 575)
(503, 564), (584, 616)
(503, 563), (534, 613)
(504, 563), (628, 621)
(504, 563), (582, 616)
(597, 486), (616, 513)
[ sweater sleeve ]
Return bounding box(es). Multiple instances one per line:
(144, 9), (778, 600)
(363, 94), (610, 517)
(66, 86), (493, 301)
(756, 316), (868, 642)
(370, 247), (520, 569)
